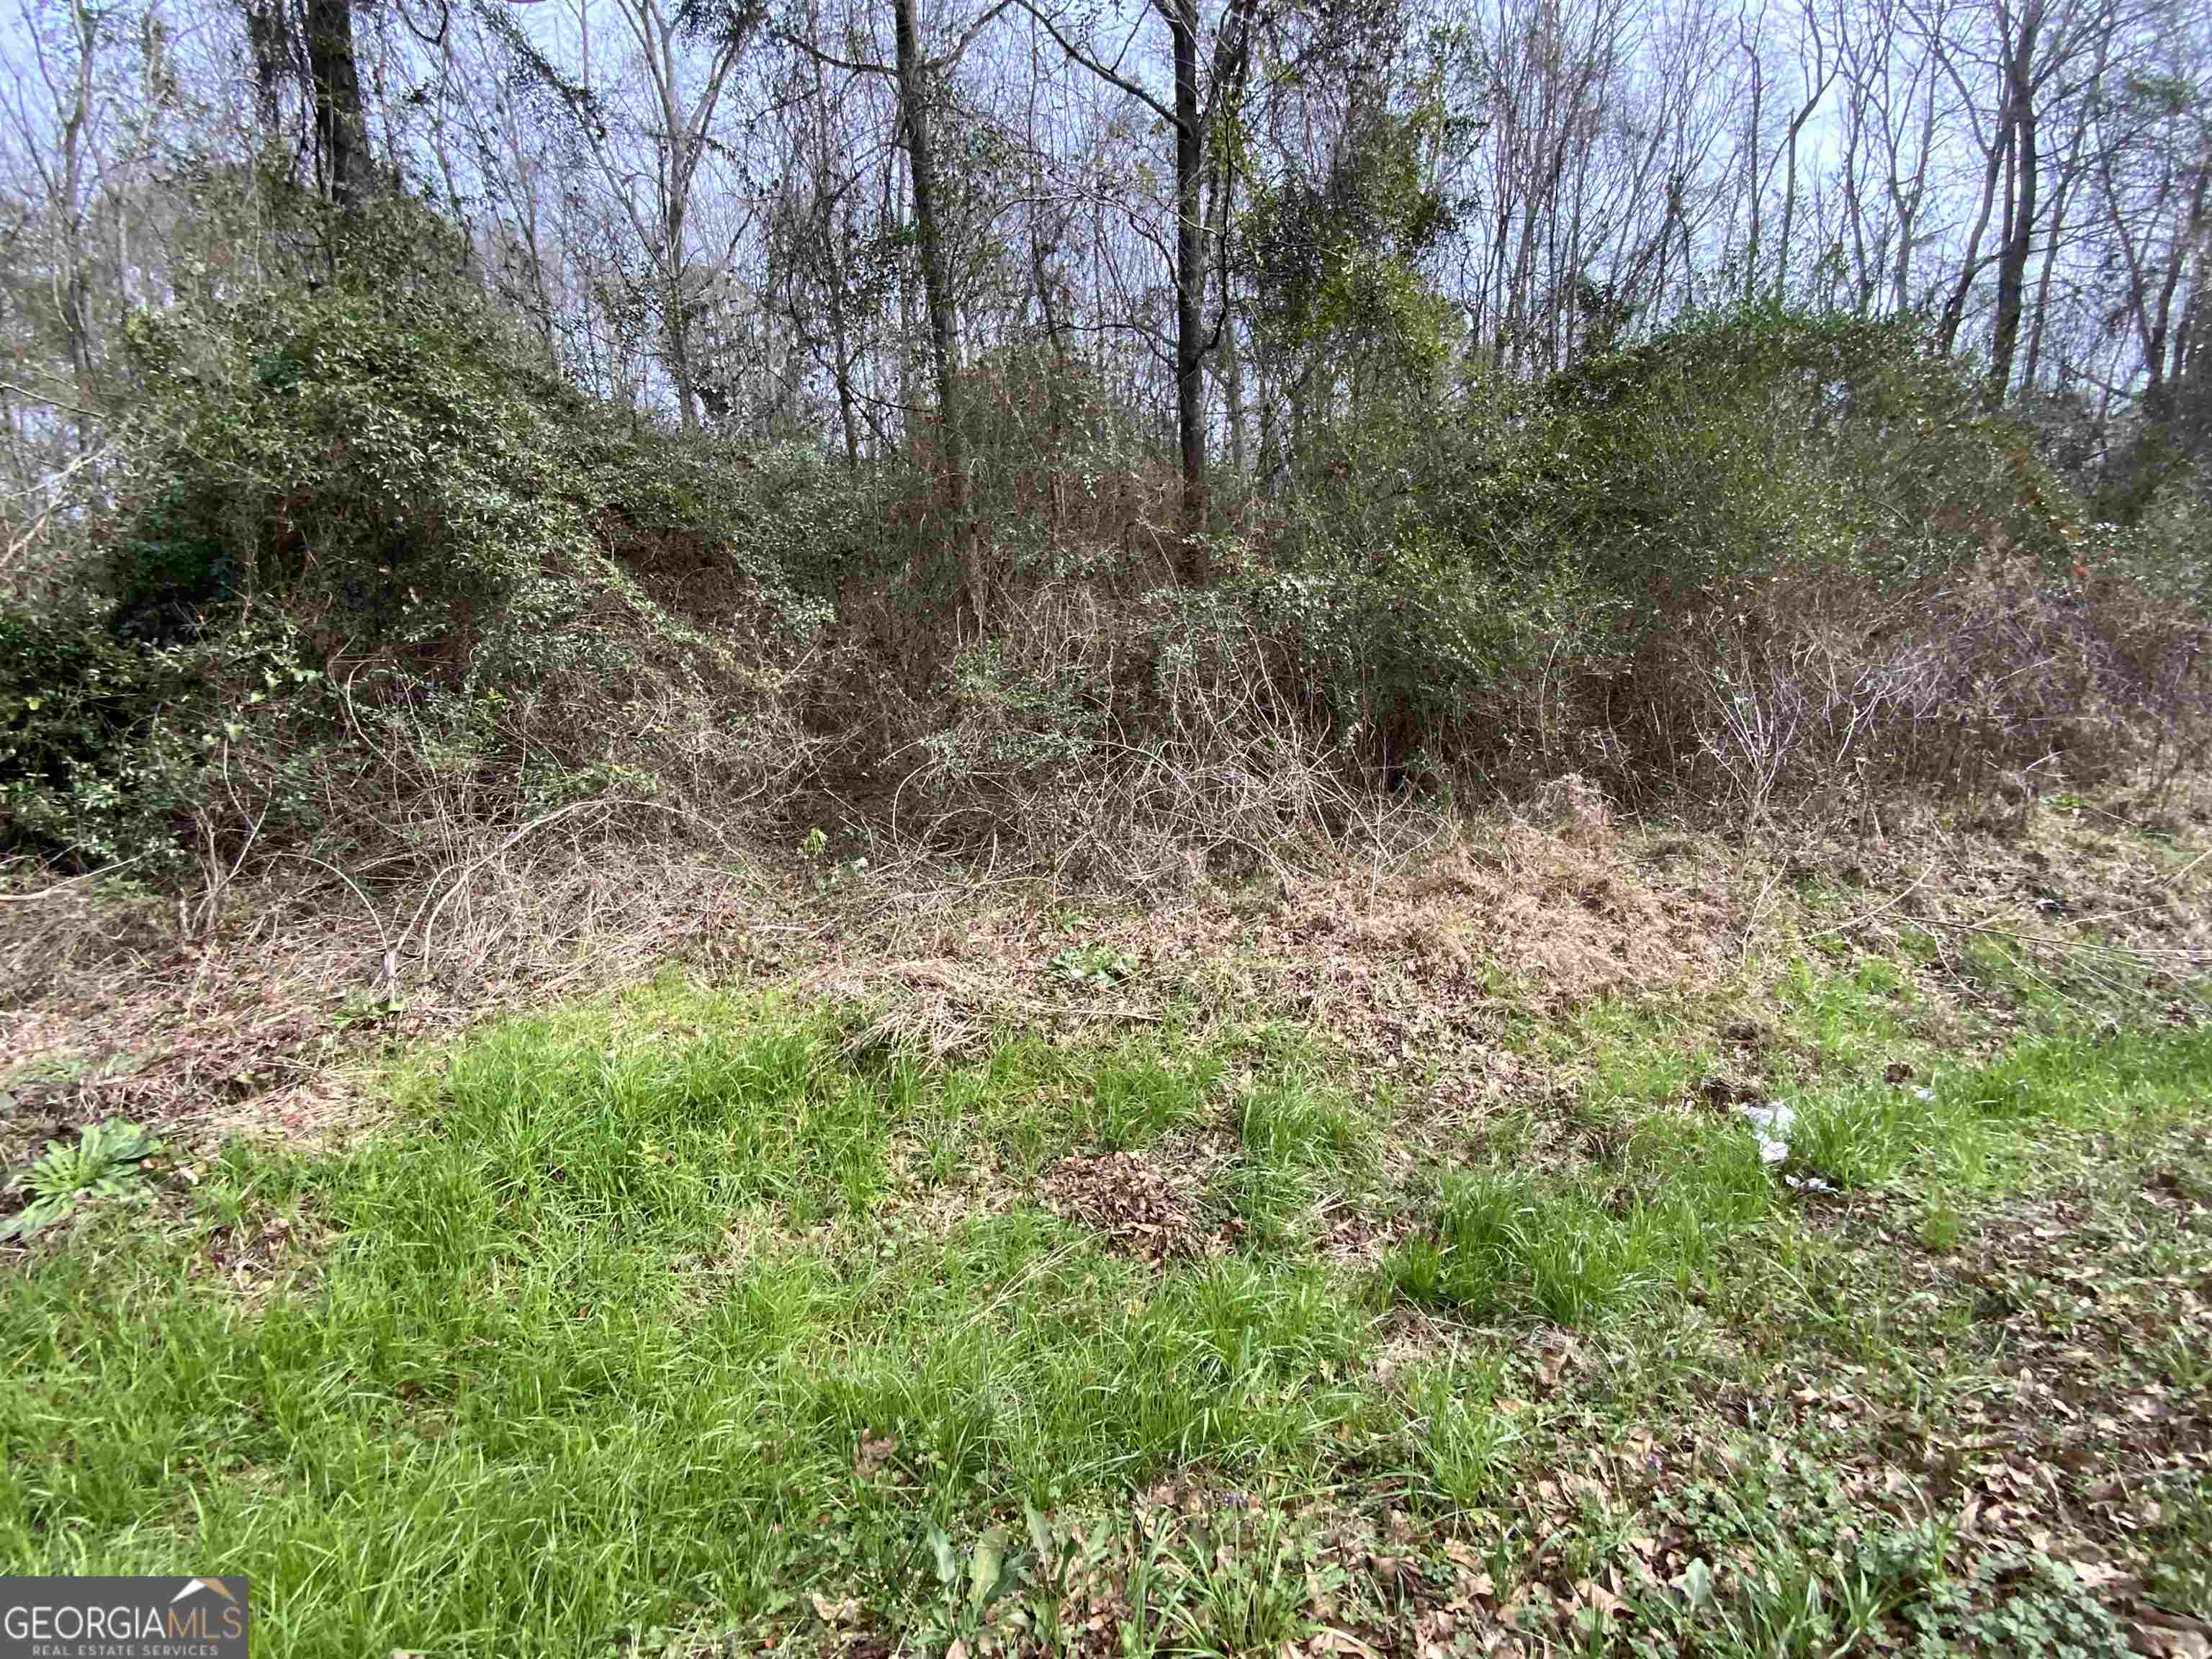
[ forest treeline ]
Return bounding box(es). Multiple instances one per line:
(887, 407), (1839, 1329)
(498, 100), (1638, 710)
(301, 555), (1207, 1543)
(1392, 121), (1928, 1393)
(1, 0), (2208, 891)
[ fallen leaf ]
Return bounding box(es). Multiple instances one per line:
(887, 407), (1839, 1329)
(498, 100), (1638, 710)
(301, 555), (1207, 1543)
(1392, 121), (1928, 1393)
(2070, 1559), (2128, 1591)
(854, 1432), (899, 1479)
(1307, 1628), (1376, 1656)
(2133, 1624), (2212, 1659)
(2133, 1610), (2212, 1659)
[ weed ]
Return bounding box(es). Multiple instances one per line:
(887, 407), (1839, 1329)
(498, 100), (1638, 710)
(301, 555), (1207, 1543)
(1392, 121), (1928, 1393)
(1, 1119), (164, 1241)
(920, 1521), (1024, 1646)
(2152, 1328), (2212, 1393)
(2145, 1473), (2212, 1619)
(800, 827), (869, 894)
(1083, 1045), (1219, 1148)
(1406, 1358), (1524, 1514)
(1157, 1509), (1325, 1657)
(1048, 943), (1135, 991)
(1917, 1201), (1964, 1253)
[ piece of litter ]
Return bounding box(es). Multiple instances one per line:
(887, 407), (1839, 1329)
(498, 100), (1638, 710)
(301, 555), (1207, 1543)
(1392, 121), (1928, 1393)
(1737, 1101), (1794, 1165)
(1735, 1100), (1835, 1191)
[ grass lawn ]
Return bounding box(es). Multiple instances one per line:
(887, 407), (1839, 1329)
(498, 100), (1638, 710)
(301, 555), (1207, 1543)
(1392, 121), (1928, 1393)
(5, 943), (2211, 1658)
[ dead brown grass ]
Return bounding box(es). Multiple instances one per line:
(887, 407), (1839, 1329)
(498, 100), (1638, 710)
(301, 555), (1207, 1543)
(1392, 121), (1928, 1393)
(0, 828), (784, 1159)
(6, 771), (2208, 1172)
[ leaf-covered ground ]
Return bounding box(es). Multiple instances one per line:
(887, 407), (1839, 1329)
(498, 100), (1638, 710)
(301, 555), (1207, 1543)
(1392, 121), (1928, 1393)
(4, 794), (2211, 1658)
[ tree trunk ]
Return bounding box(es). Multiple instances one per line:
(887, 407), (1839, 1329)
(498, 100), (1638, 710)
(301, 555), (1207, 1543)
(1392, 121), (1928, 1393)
(2024, 42), (2100, 390)
(1987, 1), (2042, 404)
(663, 245), (700, 429)
(244, 0), (287, 136)
(305, 0), (368, 206)
(1937, 127), (2006, 356)
(2146, 135), (2212, 418)
(893, 0), (966, 518)
(1169, 0), (1208, 560)
(1203, 54), (1246, 490)
(1740, 22), (1763, 309)
(1892, 66), (1938, 313)
(1221, 309), (1247, 479)
(1776, 86), (1830, 301)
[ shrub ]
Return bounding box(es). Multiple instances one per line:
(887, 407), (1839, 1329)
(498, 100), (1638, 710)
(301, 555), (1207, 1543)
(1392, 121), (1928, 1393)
(10, 282), (2206, 890)
(0, 607), (186, 866)
(885, 584), (1360, 884)
(1527, 307), (2076, 603)
(1228, 305), (2206, 813)
(5, 279), (834, 878)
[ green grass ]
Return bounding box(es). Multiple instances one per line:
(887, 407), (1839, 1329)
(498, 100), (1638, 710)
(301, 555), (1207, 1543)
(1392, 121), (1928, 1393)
(5, 968), (2211, 1656)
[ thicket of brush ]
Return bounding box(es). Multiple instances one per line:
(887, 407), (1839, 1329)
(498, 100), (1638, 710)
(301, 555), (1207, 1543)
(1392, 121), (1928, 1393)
(4, 253), (2208, 899)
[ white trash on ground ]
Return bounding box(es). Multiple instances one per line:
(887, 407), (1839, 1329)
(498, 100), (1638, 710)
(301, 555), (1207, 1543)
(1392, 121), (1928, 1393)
(1734, 1100), (1835, 1193)
(1737, 1101), (1794, 1164)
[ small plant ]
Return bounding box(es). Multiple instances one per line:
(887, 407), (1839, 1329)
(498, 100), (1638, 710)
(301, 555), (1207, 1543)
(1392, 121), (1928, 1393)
(1899, 1548), (2134, 1656)
(334, 986), (403, 1029)
(2144, 1473), (2212, 1619)
(799, 826), (868, 894)
(1, 1118), (166, 1241)
(1159, 1509), (1327, 1656)
(921, 1521), (1025, 1648)
(1047, 943), (1134, 991)
(2154, 1328), (2212, 1393)
(1917, 1201), (1964, 1254)
(1415, 1367), (1525, 1512)
(1017, 1504), (1115, 1650)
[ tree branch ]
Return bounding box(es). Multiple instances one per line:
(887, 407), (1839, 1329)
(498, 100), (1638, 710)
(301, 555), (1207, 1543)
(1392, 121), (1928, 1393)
(1010, 0), (1174, 127)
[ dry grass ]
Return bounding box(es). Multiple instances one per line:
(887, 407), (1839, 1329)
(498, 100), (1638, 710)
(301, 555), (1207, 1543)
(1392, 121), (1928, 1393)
(0, 825), (783, 1158)
(1624, 557), (2212, 822)
(858, 584), (1384, 891)
(6, 767), (2209, 1172)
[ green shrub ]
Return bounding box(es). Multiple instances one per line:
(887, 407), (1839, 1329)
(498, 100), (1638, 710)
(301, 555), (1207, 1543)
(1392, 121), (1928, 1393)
(6, 278), (840, 876)
(0, 599), (360, 871)
(1225, 305), (2206, 809)
(1528, 307), (2075, 602)
(1, 607), (176, 861)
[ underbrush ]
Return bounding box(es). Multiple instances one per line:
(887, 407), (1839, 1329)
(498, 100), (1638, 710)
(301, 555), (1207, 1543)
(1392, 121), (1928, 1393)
(4, 287), (2208, 902)
(4, 283), (847, 887)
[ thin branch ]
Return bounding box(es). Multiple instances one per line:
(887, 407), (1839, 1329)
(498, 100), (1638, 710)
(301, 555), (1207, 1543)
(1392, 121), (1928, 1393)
(1010, 0), (1175, 127)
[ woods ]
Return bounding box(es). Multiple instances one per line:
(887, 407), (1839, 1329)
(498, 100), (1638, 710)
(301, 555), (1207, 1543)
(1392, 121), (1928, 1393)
(1, 0), (2205, 504)
(0, 0), (2208, 895)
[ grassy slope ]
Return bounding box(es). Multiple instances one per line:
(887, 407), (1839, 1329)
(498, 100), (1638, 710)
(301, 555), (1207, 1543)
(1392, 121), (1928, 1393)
(5, 839), (2212, 1658)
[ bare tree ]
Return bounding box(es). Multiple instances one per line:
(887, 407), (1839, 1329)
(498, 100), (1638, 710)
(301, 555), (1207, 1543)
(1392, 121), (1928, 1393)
(305, 0), (367, 202)
(1019, 0), (1256, 545)
(1773, 0), (1838, 298)
(1, 0), (104, 423)
(2093, 0), (2212, 419)
(891, 0), (966, 510)
(503, 0), (764, 428)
